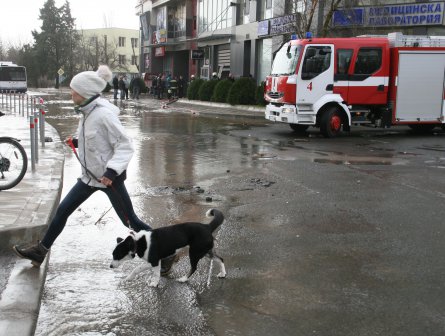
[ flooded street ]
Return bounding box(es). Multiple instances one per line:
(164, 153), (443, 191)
(35, 94), (445, 335)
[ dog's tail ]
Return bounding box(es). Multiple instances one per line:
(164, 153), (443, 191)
(206, 209), (224, 232)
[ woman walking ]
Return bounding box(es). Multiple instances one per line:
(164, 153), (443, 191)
(13, 65), (176, 274)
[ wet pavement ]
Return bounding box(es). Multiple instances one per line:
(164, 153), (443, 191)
(2, 90), (445, 335)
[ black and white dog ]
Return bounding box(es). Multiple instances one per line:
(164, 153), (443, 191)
(110, 209), (226, 287)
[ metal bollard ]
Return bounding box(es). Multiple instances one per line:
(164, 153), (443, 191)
(34, 111), (39, 163)
(21, 94), (25, 116)
(30, 116), (36, 172)
(39, 108), (45, 148)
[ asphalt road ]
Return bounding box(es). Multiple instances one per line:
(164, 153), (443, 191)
(201, 124), (445, 335)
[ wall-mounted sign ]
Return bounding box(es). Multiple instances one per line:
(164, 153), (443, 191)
(140, 13), (150, 41)
(333, 8), (364, 26)
(270, 14), (297, 35)
(258, 20), (270, 36)
(191, 50), (204, 60)
(334, 2), (445, 27)
(155, 46), (165, 57)
(153, 29), (167, 44)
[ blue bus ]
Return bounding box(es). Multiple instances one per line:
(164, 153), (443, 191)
(0, 62), (27, 93)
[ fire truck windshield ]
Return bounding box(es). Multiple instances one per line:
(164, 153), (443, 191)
(271, 44), (301, 76)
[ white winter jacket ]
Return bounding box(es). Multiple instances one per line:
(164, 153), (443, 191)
(76, 97), (134, 188)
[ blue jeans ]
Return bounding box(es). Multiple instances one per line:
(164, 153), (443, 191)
(41, 179), (151, 249)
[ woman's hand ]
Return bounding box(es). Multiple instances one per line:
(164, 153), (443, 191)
(99, 176), (113, 187)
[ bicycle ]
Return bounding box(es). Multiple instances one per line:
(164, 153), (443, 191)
(0, 130), (28, 191)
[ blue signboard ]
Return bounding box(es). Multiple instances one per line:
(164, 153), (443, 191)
(333, 2), (445, 27)
(333, 8), (364, 26)
(258, 20), (270, 36)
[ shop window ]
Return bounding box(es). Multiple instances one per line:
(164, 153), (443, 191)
(198, 0), (232, 33)
(167, 4), (186, 38)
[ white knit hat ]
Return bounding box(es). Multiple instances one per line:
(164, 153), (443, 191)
(70, 65), (112, 99)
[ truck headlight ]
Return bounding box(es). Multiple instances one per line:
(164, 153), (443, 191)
(282, 107), (294, 114)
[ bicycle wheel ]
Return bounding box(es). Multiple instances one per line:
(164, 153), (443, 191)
(0, 137), (28, 190)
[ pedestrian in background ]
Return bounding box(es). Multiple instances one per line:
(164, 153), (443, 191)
(118, 75), (125, 100)
(157, 73), (164, 100)
(13, 65), (177, 274)
(169, 76), (178, 100)
(166, 73), (172, 99)
(123, 75), (130, 100)
(178, 75), (184, 98)
(112, 75), (119, 99)
(131, 75), (141, 100)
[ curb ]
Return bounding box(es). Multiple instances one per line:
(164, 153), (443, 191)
(0, 257), (49, 336)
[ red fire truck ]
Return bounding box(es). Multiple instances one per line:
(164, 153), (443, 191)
(264, 32), (445, 137)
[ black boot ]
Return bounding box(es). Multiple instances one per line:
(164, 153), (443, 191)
(13, 241), (49, 267)
(160, 253), (179, 276)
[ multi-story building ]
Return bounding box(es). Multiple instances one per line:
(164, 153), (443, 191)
(78, 28), (140, 76)
(135, 0), (445, 84)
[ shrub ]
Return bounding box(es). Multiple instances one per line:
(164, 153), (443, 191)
(187, 78), (204, 100)
(198, 79), (219, 101)
(211, 79), (233, 103)
(227, 77), (256, 105)
(255, 81), (266, 106)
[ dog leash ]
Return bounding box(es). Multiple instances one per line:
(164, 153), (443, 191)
(66, 138), (133, 229)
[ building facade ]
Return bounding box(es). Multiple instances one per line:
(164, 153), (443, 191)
(79, 28), (140, 76)
(135, 0), (445, 84)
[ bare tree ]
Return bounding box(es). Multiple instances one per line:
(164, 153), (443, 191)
(281, 0), (343, 38)
(277, 0), (387, 41)
(0, 41), (5, 60)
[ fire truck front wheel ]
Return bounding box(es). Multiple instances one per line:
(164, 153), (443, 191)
(289, 124), (309, 133)
(320, 107), (343, 138)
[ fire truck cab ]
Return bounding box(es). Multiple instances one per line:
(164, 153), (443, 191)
(264, 33), (445, 137)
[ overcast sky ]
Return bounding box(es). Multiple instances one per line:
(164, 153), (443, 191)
(0, 0), (140, 45)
